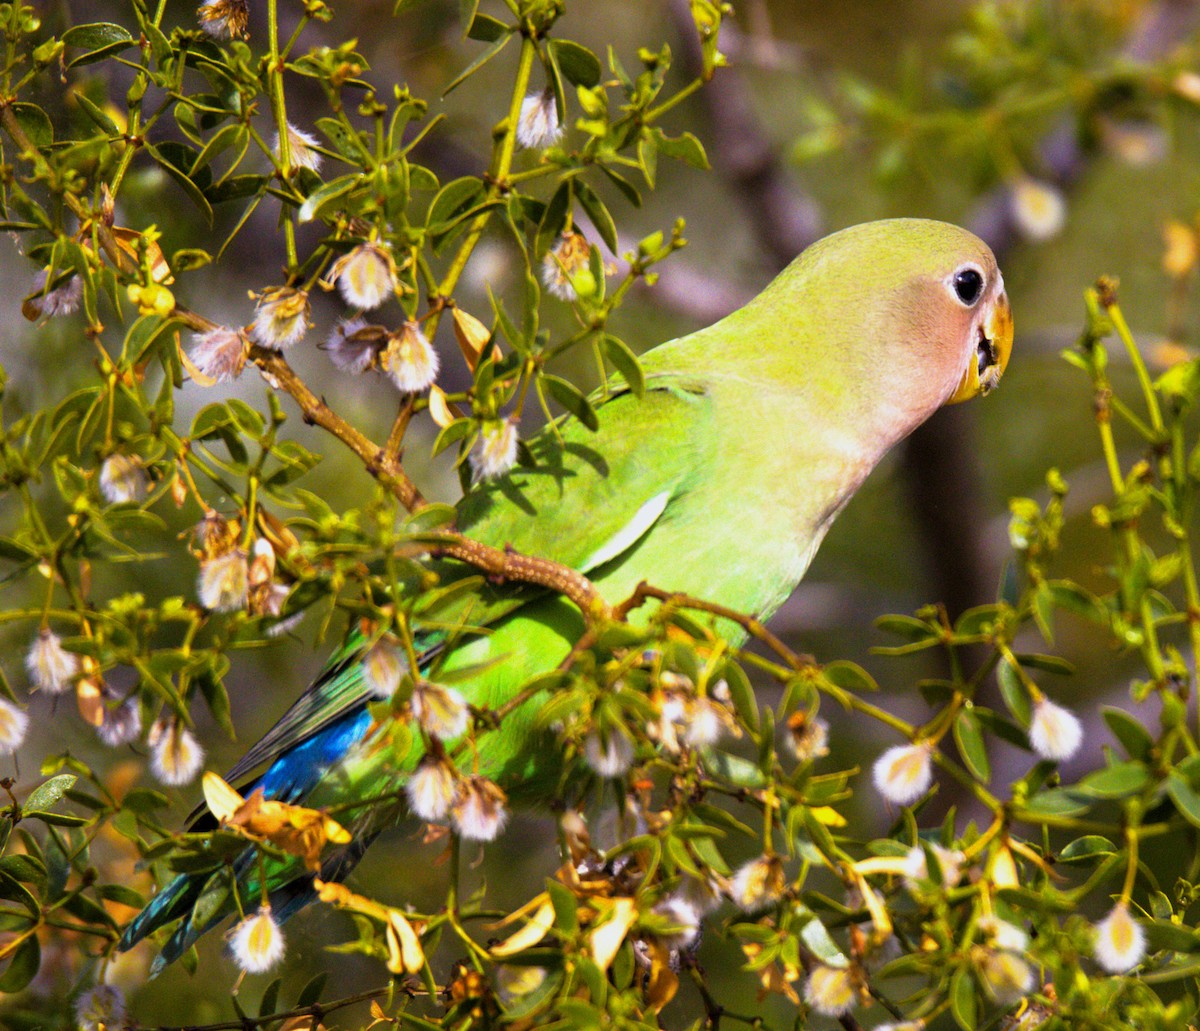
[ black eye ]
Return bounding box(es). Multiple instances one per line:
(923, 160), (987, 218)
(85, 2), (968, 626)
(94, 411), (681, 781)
(953, 267), (984, 305)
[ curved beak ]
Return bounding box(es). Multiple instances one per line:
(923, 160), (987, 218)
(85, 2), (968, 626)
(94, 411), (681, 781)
(946, 290), (1013, 404)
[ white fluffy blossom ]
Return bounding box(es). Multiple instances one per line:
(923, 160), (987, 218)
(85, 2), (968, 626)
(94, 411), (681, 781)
(149, 718), (205, 786)
(327, 242), (398, 310)
(381, 321), (439, 393)
(273, 123), (322, 173)
(74, 984), (126, 1031)
(1028, 696), (1083, 762)
(26, 629), (78, 694)
(516, 89), (563, 150)
(452, 776), (508, 841)
(407, 756), (458, 822)
(1093, 902), (1146, 973)
(229, 906), (286, 973)
(188, 326), (248, 383)
(583, 728), (634, 778)
(873, 742), (934, 806)
(251, 287), (310, 350)
(197, 551), (249, 612)
(470, 419), (519, 481)
(0, 697), (29, 754)
(99, 454), (147, 505)
(804, 964), (856, 1017)
(1011, 177), (1066, 242)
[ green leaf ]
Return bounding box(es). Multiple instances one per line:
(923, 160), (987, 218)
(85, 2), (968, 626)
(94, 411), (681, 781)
(10, 104), (53, 149)
(466, 12), (508, 41)
(1144, 917), (1200, 953)
(544, 375), (598, 431)
(0, 934), (39, 993)
(953, 709), (990, 781)
(1058, 836), (1116, 863)
(650, 127), (709, 169)
(601, 335), (644, 398)
(298, 174), (361, 224)
(315, 117), (372, 164)
(874, 614), (936, 641)
(1103, 706), (1154, 761)
(1077, 760), (1151, 799)
(63, 22), (136, 66)
(427, 176), (486, 232)
(547, 39), (602, 87)
(949, 966), (978, 1031)
(1168, 771), (1200, 828)
(822, 660), (878, 693)
(23, 774), (76, 814)
(204, 175), (269, 205)
(73, 92), (120, 135)
(297, 971), (328, 1007)
(573, 179), (617, 253)
(1021, 787), (1090, 818)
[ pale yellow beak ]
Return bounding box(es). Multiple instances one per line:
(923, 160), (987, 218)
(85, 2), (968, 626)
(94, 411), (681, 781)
(947, 291), (1013, 404)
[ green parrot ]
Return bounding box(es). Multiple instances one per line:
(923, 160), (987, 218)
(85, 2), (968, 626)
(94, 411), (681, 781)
(119, 217), (1012, 969)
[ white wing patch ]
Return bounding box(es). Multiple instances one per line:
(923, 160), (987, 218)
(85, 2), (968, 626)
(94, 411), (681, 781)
(581, 490), (672, 573)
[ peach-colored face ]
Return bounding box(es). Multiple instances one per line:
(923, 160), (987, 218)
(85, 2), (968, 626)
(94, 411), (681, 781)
(946, 271), (1013, 404)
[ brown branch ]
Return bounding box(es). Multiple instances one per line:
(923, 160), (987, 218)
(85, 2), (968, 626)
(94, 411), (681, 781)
(249, 345), (426, 509)
(614, 581), (815, 670)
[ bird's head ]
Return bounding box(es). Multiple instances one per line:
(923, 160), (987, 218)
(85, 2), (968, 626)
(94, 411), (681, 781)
(942, 252), (1013, 404)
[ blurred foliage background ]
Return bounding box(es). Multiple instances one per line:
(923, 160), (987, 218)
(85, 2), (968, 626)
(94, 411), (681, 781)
(6, 0), (1200, 1027)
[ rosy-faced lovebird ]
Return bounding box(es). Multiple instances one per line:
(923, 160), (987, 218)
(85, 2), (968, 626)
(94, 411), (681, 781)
(119, 218), (1013, 969)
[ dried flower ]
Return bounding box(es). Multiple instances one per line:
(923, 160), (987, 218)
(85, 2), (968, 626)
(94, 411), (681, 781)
(251, 287), (310, 351)
(583, 728), (635, 778)
(411, 681), (470, 740)
(381, 321), (439, 393)
(187, 326), (248, 383)
(1093, 902), (1146, 973)
(74, 984), (126, 1031)
(516, 89), (563, 150)
(97, 695), (143, 748)
(198, 550), (249, 612)
(728, 854), (786, 912)
(872, 741), (934, 806)
(541, 231), (594, 301)
(197, 0), (249, 39)
(470, 419), (519, 481)
(326, 242), (398, 310)
(0, 697), (29, 754)
(406, 755), (458, 822)
(99, 454), (147, 505)
(26, 628), (78, 694)
(804, 964), (856, 1017)
(1028, 697), (1083, 762)
(1010, 177), (1066, 242)
(273, 123), (323, 173)
(25, 269), (82, 319)
(363, 636), (406, 698)
(786, 711), (830, 762)
(324, 317), (384, 374)
(229, 906), (286, 974)
(149, 718), (205, 786)
(452, 776), (508, 841)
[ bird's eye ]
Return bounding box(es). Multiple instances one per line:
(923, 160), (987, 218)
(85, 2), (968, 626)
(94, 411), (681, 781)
(953, 267), (984, 306)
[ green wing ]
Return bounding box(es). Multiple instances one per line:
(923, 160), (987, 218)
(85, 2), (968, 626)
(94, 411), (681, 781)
(217, 378), (714, 787)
